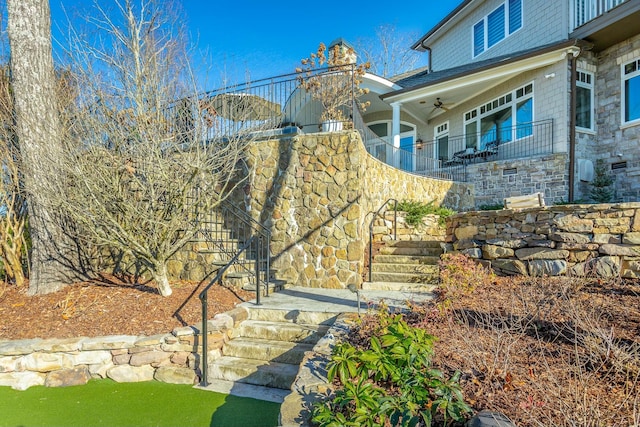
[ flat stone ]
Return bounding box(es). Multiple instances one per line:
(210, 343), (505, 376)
(549, 232), (591, 244)
(106, 364), (155, 382)
(599, 244), (640, 256)
(623, 232), (640, 244)
(153, 366), (196, 384)
(485, 238), (527, 248)
(594, 256), (621, 278)
(0, 356), (20, 373)
(82, 335), (137, 351)
(461, 248), (482, 259)
(528, 260), (567, 276)
(515, 248), (569, 260)
(0, 371), (46, 390)
(553, 215), (593, 232)
(45, 366), (91, 387)
(38, 337), (85, 352)
(70, 350), (112, 366)
(129, 350), (171, 367)
(19, 352), (73, 373)
(134, 334), (169, 347)
(482, 245), (514, 259)
(453, 239), (479, 250)
(0, 338), (43, 356)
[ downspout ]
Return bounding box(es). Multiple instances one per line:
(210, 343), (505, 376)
(568, 50), (578, 202)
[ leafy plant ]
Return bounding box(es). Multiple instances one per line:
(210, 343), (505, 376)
(312, 312), (472, 426)
(395, 200), (456, 227)
(478, 202), (504, 211)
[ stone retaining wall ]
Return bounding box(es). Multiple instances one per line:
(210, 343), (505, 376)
(372, 211), (446, 243)
(236, 130), (474, 289)
(445, 202), (640, 278)
(0, 308), (248, 390)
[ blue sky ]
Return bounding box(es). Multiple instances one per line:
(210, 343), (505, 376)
(49, 0), (461, 87)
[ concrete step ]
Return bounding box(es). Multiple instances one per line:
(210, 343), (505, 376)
(207, 356), (299, 389)
(379, 246), (443, 256)
(373, 254), (441, 265)
(363, 281), (438, 293)
(223, 337), (313, 364)
(233, 319), (330, 343)
(242, 279), (290, 295)
(370, 271), (439, 284)
(372, 263), (439, 274)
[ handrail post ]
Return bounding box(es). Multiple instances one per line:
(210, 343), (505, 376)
(199, 292), (208, 387)
(393, 200), (398, 241)
(255, 235), (261, 305)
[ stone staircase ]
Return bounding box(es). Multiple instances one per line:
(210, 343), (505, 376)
(202, 305), (336, 402)
(364, 240), (443, 292)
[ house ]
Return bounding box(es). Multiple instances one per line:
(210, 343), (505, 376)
(354, 0), (640, 207)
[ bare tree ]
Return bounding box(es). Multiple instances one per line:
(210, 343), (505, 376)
(48, 0), (261, 296)
(7, 0), (79, 295)
(354, 24), (425, 78)
(0, 65), (28, 287)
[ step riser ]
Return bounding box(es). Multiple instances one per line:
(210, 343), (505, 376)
(223, 341), (310, 364)
(371, 272), (438, 283)
(373, 254), (441, 265)
(208, 364), (296, 390)
(363, 282), (438, 292)
(384, 241), (443, 248)
(372, 264), (439, 274)
(234, 322), (329, 343)
(379, 247), (443, 256)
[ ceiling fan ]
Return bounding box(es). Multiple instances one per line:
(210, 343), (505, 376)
(431, 97), (451, 113)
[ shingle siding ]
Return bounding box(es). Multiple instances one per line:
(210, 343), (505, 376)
(429, 0), (569, 71)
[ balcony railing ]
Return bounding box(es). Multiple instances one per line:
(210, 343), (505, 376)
(358, 119), (554, 182)
(570, 0), (628, 30)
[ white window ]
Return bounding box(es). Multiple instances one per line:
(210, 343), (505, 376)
(464, 83), (533, 149)
(576, 70), (594, 131)
(622, 58), (640, 125)
(473, 0), (523, 57)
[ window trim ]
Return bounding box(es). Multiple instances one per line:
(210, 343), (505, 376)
(621, 58), (640, 127)
(576, 69), (594, 132)
(472, 0), (523, 58)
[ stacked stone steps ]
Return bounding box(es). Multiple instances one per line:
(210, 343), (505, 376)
(365, 240), (442, 292)
(205, 308), (335, 400)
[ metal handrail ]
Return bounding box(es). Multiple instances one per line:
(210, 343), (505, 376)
(368, 199), (398, 283)
(198, 236), (256, 387)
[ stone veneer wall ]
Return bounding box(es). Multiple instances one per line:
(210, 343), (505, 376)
(238, 130), (474, 289)
(0, 308), (248, 390)
(469, 153), (569, 208)
(446, 202), (640, 278)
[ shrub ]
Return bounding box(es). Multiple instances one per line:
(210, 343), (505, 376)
(395, 200), (456, 227)
(312, 311), (472, 426)
(437, 253), (495, 313)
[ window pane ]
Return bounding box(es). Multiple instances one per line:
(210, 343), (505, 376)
(400, 123), (413, 133)
(481, 106), (512, 147)
(509, 0), (522, 33)
(576, 85), (591, 129)
(437, 135), (449, 161)
(625, 75), (640, 122)
(368, 123), (387, 137)
(473, 21), (484, 56)
(465, 121), (478, 149)
(487, 5), (505, 48)
(516, 98), (533, 138)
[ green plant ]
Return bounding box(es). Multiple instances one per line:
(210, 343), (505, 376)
(437, 253), (495, 313)
(478, 202), (504, 211)
(396, 200), (456, 227)
(312, 312), (472, 427)
(589, 159), (614, 203)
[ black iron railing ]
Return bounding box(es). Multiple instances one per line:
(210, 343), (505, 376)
(368, 199), (398, 283)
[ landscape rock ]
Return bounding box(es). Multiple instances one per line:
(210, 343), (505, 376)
(466, 409), (517, 427)
(106, 364), (155, 382)
(45, 366), (91, 387)
(153, 366), (196, 384)
(0, 371), (46, 390)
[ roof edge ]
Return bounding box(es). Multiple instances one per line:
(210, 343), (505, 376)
(411, 0), (474, 52)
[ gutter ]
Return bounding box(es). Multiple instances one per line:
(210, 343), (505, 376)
(568, 48), (581, 203)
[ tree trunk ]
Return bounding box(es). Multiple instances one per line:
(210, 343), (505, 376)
(7, 0), (78, 295)
(152, 261), (173, 297)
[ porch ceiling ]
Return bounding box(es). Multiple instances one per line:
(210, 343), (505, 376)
(382, 42), (584, 124)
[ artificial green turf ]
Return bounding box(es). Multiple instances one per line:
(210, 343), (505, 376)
(0, 379), (280, 427)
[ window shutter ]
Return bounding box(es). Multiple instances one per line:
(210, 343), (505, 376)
(487, 5), (505, 48)
(473, 21), (484, 56)
(509, 0), (522, 33)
